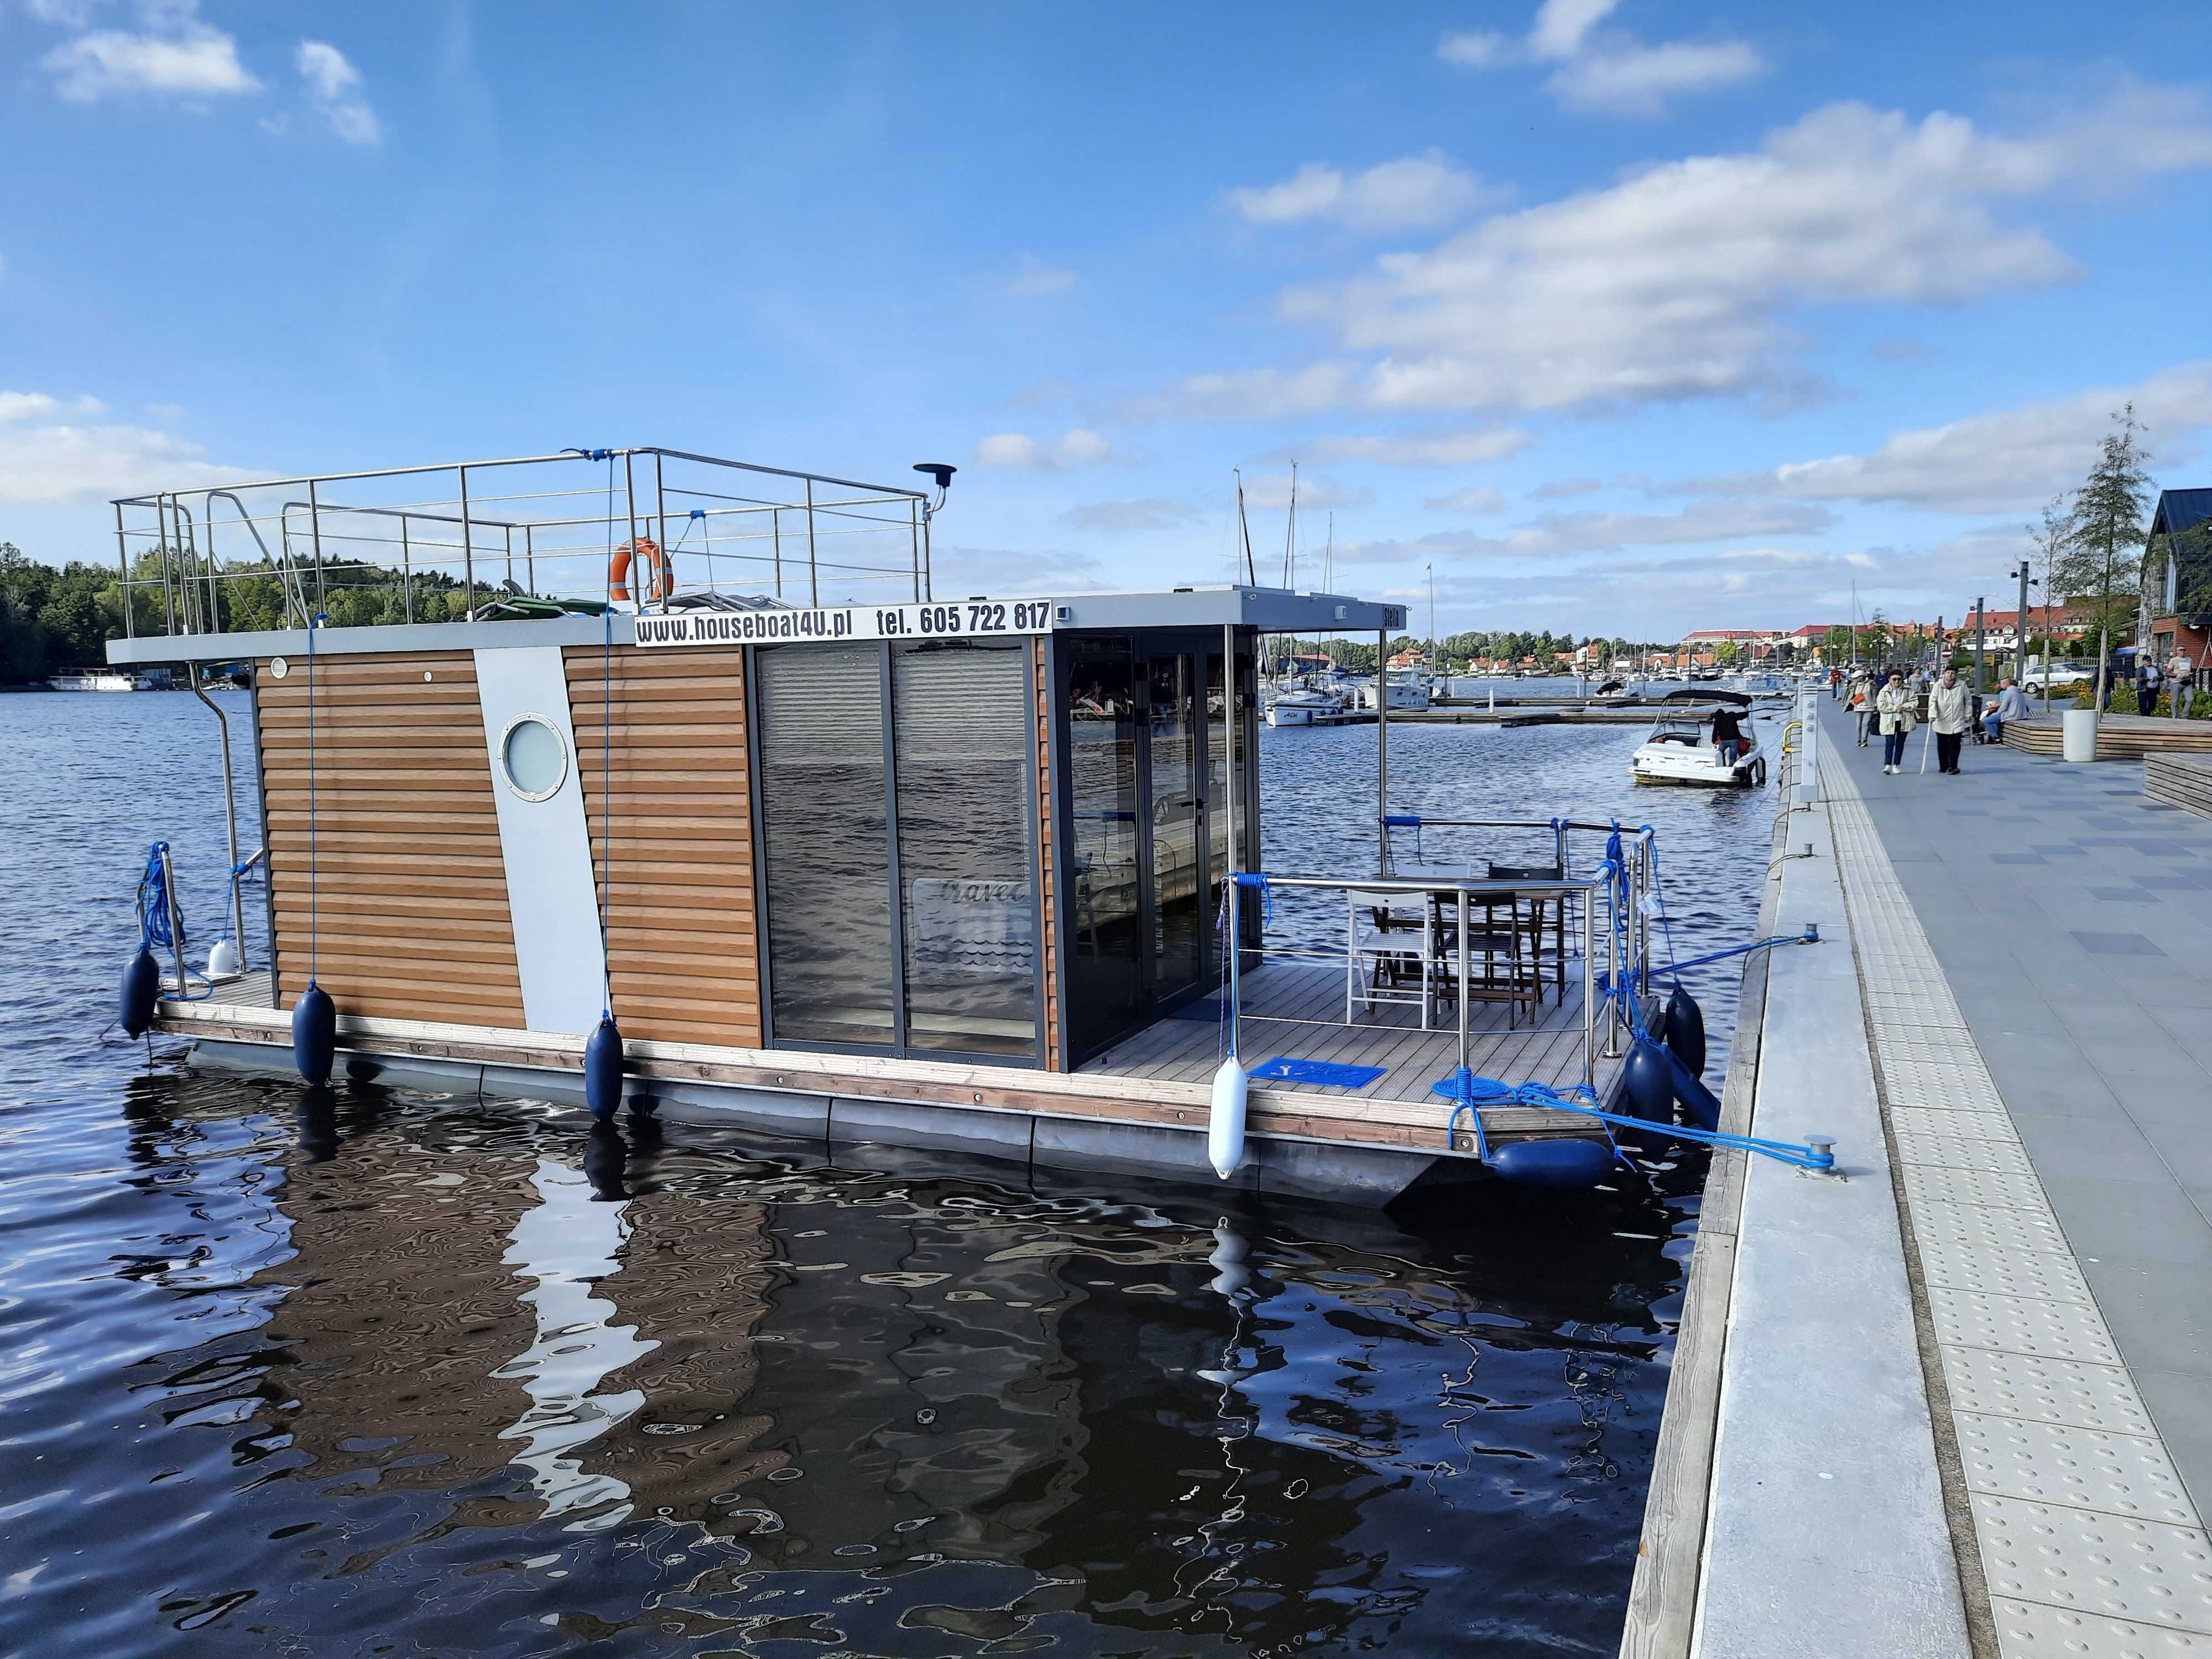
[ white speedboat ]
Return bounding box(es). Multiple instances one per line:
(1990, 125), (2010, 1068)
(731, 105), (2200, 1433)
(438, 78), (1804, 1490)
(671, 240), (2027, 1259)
(1630, 712), (1766, 786)
(1266, 684), (1346, 726)
(1353, 670), (1431, 712)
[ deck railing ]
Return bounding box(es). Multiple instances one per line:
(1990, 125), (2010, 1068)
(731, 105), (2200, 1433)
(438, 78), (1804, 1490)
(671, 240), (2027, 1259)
(112, 446), (936, 639)
(1230, 868), (1627, 1097)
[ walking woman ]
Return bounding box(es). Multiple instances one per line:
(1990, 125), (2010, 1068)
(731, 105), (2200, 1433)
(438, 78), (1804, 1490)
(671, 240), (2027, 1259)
(1876, 670), (1916, 774)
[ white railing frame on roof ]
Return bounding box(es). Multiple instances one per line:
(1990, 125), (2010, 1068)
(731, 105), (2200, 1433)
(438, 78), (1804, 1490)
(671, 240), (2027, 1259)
(111, 446), (935, 638)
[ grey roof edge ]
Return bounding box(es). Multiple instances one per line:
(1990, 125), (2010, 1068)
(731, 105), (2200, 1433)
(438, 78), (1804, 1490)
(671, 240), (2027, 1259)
(106, 588), (1408, 666)
(107, 613), (633, 665)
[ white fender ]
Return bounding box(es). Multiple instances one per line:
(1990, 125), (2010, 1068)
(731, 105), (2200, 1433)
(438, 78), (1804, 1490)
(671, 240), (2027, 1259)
(1209, 1056), (1248, 1180)
(208, 935), (241, 978)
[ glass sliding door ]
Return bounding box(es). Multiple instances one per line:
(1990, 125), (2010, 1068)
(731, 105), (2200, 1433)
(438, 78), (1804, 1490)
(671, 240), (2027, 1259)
(891, 641), (1038, 1057)
(756, 643), (894, 1046)
(1146, 653), (1202, 1001)
(1065, 638), (1143, 1057)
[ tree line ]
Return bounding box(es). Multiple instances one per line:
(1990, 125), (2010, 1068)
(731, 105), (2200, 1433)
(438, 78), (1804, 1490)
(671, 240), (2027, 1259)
(0, 543), (483, 682)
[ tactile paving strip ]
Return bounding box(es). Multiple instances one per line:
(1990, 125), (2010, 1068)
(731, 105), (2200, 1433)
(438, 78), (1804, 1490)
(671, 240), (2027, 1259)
(1893, 1132), (2038, 1175)
(1972, 1495), (2212, 1633)
(1917, 1235), (2094, 1305)
(1890, 1105), (2022, 1143)
(1990, 1598), (2212, 1654)
(1956, 1413), (2196, 1524)
(1820, 744), (2212, 1654)
(1929, 1286), (2124, 1365)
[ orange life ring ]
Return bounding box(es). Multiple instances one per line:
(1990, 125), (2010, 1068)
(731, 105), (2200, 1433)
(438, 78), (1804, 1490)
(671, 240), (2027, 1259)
(609, 536), (674, 603)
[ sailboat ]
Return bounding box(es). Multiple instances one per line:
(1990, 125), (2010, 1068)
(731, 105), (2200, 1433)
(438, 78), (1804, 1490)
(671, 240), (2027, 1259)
(1264, 466), (1348, 727)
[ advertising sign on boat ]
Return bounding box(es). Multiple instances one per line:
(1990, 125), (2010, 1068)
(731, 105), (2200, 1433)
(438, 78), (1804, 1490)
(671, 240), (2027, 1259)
(634, 600), (1053, 649)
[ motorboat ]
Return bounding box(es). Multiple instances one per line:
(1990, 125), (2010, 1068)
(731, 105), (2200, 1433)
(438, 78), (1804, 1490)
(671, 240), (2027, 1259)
(1353, 670), (1430, 712)
(1630, 709), (1766, 786)
(1266, 682), (1347, 726)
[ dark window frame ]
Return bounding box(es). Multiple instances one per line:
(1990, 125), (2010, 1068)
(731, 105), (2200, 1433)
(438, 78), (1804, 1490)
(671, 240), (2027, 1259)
(748, 638), (1047, 1070)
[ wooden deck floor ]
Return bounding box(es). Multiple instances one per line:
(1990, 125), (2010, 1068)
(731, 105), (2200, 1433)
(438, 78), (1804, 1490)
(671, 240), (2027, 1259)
(1082, 957), (1614, 1109)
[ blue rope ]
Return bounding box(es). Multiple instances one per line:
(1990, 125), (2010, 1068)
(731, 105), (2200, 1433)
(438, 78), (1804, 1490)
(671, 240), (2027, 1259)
(1658, 928), (1820, 978)
(1451, 1074), (1836, 1172)
(135, 842), (213, 1000)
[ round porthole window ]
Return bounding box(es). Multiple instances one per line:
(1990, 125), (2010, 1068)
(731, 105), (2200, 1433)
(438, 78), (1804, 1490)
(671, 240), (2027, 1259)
(500, 713), (568, 802)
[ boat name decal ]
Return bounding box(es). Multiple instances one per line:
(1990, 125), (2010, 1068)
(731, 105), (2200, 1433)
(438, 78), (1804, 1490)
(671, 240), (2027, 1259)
(633, 601), (1053, 648)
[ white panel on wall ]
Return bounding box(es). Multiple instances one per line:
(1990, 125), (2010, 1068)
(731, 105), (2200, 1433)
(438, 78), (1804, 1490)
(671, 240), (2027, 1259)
(473, 645), (607, 1036)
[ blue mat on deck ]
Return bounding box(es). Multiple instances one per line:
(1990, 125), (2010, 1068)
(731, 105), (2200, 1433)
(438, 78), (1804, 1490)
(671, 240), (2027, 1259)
(1248, 1056), (1389, 1089)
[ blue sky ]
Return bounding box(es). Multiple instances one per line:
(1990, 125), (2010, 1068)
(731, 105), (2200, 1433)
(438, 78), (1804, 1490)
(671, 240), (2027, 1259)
(5, 0), (2212, 639)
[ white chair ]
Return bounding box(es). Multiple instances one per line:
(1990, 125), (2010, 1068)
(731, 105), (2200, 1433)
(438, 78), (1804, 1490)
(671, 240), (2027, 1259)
(1347, 886), (1435, 1026)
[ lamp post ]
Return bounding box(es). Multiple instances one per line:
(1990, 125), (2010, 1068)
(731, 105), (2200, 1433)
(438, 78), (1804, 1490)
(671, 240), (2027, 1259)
(1973, 598), (1987, 697)
(2014, 560), (2032, 683)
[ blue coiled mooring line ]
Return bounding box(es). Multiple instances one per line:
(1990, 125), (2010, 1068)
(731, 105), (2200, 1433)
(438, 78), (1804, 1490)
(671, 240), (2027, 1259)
(135, 842), (213, 1001)
(1447, 1073), (1837, 1173)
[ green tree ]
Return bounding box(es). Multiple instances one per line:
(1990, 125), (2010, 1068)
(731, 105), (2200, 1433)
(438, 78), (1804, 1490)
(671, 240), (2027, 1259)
(2053, 404), (2152, 710)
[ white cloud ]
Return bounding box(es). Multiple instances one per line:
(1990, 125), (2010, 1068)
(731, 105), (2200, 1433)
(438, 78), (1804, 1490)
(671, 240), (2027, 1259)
(1237, 88), (2212, 417)
(1550, 39), (1766, 117)
(1532, 476), (1603, 498)
(1694, 361), (2212, 514)
(1239, 472), (1371, 512)
(1303, 427), (1531, 466)
(1005, 254), (1075, 298)
(1170, 363), (1359, 421)
(1425, 488), (1506, 514)
(1058, 497), (1203, 533)
(0, 403), (241, 503)
(0, 392), (105, 422)
(43, 4), (259, 102)
(931, 544), (1112, 594)
(296, 40), (379, 144)
(1334, 497), (1830, 565)
(972, 427), (1120, 471)
(1441, 0), (1763, 117)
(1227, 150), (1507, 233)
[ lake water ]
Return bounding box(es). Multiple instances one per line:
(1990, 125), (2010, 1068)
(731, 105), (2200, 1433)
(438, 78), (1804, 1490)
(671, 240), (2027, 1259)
(0, 688), (1783, 1657)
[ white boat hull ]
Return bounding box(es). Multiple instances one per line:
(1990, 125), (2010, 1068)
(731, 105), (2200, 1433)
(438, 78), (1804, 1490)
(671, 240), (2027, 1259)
(1630, 743), (1765, 787)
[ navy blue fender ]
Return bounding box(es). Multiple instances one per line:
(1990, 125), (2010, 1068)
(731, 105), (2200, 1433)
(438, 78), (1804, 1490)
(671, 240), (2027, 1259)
(1670, 1048), (1723, 1131)
(1621, 1037), (1673, 1122)
(1665, 982), (1707, 1077)
(119, 946), (159, 1039)
(292, 981), (336, 1085)
(1488, 1138), (1617, 1190)
(585, 1013), (625, 1123)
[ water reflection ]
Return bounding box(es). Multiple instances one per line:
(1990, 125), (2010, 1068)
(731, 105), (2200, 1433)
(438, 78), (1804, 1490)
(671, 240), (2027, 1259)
(4, 1084), (1692, 1655)
(496, 1156), (655, 1527)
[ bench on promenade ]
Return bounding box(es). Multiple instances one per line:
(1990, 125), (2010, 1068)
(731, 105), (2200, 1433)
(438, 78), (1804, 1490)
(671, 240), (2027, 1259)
(2003, 712), (2212, 760)
(2146, 752), (2212, 820)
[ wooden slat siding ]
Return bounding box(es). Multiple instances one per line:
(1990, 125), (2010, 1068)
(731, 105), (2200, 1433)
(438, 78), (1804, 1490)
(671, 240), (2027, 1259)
(257, 648), (526, 1026)
(564, 645), (763, 1048)
(1034, 636), (1063, 1070)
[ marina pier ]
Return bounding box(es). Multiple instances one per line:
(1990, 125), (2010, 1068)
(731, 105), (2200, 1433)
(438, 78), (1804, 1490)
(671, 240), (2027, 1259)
(1626, 693), (2212, 1657)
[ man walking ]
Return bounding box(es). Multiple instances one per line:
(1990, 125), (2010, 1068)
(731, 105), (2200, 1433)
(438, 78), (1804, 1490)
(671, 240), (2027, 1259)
(2172, 649), (2194, 721)
(1929, 667), (1973, 774)
(2138, 656), (2162, 717)
(1877, 670), (1916, 774)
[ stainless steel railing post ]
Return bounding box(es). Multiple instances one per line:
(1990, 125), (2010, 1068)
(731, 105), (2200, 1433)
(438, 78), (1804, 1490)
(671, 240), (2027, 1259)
(159, 843), (187, 998)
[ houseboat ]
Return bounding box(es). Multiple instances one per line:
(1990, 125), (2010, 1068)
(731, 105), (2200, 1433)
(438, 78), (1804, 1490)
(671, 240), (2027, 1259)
(105, 445), (1670, 1202)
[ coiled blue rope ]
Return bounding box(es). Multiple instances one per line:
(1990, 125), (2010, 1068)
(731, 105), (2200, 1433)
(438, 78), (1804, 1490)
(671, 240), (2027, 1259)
(135, 842), (213, 1000)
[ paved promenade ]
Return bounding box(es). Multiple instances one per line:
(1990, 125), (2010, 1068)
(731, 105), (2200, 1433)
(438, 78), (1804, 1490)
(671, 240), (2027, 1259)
(1818, 698), (2212, 1514)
